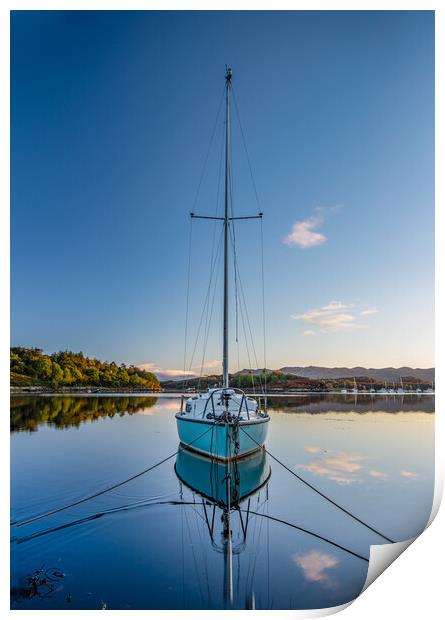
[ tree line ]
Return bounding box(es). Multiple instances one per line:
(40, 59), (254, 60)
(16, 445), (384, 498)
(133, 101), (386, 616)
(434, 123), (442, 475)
(162, 371), (429, 392)
(11, 395), (157, 432)
(10, 347), (160, 390)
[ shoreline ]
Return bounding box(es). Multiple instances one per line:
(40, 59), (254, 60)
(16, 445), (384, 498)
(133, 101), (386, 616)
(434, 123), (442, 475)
(10, 386), (161, 395)
(10, 387), (435, 397)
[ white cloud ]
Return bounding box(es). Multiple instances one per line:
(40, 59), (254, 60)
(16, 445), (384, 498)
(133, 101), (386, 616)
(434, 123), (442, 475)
(322, 301), (353, 311)
(361, 308), (378, 316)
(138, 360), (222, 381)
(138, 363), (195, 381)
(202, 359), (222, 370)
(292, 300), (378, 334)
(284, 209), (326, 249)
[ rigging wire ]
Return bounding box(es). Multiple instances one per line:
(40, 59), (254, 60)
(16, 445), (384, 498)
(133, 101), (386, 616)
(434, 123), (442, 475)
(260, 217), (267, 394)
(236, 263), (263, 390)
(198, 225), (224, 389)
(191, 85), (225, 214)
(183, 85), (225, 389)
(184, 498), (206, 605)
(231, 86), (263, 213)
(238, 427), (395, 544)
(227, 138), (260, 395)
(238, 284), (257, 396)
(181, 496), (185, 607)
(197, 119), (226, 387)
(228, 223), (253, 393)
(187, 226), (224, 374)
(247, 491), (266, 595)
(227, 222), (250, 391)
(227, 116), (241, 376)
(229, 225), (265, 395)
(232, 84), (268, 395)
(182, 217), (193, 392)
(266, 482), (270, 609)
(233, 235), (241, 373)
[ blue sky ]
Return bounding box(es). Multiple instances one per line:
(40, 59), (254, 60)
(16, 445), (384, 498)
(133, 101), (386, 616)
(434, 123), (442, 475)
(11, 10), (434, 375)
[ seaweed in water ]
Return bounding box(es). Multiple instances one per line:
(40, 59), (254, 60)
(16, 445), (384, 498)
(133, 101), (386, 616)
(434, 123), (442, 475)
(10, 566), (65, 604)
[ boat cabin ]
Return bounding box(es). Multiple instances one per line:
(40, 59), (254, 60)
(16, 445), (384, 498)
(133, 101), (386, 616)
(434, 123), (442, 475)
(180, 388), (262, 421)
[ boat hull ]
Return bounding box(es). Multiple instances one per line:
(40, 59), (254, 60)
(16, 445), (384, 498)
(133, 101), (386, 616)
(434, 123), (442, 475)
(175, 414), (269, 461)
(175, 447), (271, 505)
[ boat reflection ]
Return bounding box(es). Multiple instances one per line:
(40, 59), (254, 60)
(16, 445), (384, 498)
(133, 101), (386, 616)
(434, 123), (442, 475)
(175, 447), (271, 607)
(175, 446), (270, 507)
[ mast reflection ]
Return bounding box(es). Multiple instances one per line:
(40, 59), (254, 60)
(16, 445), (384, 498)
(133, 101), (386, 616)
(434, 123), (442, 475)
(175, 447), (271, 607)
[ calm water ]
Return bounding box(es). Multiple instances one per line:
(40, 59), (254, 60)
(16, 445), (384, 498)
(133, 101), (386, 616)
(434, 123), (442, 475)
(10, 394), (434, 610)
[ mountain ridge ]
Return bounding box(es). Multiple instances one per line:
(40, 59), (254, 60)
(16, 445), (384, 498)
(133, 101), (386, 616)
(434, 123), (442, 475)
(236, 366), (434, 382)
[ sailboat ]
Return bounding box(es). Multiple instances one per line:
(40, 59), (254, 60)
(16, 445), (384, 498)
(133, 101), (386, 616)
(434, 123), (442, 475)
(378, 381), (388, 394)
(176, 68), (270, 461)
(424, 381), (434, 394)
(349, 377), (359, 394)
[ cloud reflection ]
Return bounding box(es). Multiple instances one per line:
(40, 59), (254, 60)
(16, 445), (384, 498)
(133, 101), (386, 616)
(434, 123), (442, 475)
(368, 469), (388, 479)
(292, 550), (339, 585)
(400, 469), (418, 479)
(298, 451), (368, 485)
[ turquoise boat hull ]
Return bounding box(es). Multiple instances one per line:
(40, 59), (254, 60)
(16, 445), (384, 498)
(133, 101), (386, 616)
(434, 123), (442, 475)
(175, 414), (269, 461)
(175, 447), (270, 506)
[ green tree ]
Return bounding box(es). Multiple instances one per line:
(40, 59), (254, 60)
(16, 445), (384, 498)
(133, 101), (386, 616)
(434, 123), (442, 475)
(36, 356), (53, 381)
(51, 362), (64, 387)
(85, 367), (100, 385)
(63, 367), (74, 384)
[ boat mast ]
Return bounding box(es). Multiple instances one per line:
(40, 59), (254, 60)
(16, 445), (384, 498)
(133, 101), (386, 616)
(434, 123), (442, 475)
(191, 67), (262, 389)
(223, 68), (233, 603)
(223, 66), (232, 389)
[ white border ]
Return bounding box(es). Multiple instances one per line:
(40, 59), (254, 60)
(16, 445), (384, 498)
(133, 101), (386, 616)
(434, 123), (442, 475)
(2, 2), (442, 618)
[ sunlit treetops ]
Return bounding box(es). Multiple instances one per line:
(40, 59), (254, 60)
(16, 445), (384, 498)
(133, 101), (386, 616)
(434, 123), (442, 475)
(10, 347), (160, 390)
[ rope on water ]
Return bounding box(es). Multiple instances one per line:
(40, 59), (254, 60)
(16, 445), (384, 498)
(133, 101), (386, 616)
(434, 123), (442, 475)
(239, 427), (395, 544)
(12, 500), (200, 545)
(241, 509), (369, 563)
(11, 426), (213, 528)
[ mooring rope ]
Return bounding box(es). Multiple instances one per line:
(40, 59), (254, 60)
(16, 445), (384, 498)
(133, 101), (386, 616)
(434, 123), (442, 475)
(14, 496), (369, 564)
(240, 509), (369, 562)
(11, 426), (213, 528)
(239, 427), (395, 544)
(11, 500), (200, 545)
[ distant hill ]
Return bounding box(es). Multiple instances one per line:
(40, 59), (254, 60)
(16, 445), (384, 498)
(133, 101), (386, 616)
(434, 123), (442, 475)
(279, 366), (435, 382)
(160, 366), (435, 389)
(236, 368), (273, 376)
(161, 366), (434, 392)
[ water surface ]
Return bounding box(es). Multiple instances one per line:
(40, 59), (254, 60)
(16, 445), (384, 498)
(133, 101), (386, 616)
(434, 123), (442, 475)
(10, 394), (434, 610)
